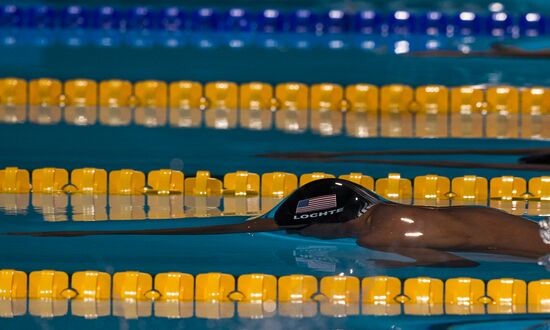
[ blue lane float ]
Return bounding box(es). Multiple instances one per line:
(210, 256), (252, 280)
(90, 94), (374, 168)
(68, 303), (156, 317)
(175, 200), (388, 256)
(0, 4), (546, 37)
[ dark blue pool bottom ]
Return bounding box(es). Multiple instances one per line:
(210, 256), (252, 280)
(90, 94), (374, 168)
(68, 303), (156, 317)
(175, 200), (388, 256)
(1, 43), (549, 87)
(0, 123), (547, 180)
(0, 312), (548, 330)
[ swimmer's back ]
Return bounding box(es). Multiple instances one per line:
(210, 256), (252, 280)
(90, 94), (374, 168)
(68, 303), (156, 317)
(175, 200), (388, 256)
(363, 203), (541, 251)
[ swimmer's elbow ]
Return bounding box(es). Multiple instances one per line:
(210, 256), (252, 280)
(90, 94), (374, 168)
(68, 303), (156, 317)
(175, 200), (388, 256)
(356, 237), (378, 249)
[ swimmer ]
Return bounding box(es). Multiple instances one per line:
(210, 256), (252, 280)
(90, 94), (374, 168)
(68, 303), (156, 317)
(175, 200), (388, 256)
(10, 178), (550, 267)
(412, 43), (550, 59)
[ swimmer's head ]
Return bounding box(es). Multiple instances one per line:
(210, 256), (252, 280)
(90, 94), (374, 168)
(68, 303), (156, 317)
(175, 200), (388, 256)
(272, 178), (384, 228)
(8, 178), (386, 238)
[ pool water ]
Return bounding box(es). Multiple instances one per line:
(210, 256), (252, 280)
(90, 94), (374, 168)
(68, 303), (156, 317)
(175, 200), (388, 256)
(0, 1), (549, 329)
(1, 124), (549, 328)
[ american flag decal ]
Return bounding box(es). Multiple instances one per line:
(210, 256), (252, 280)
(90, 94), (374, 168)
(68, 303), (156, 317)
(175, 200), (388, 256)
(296, 194), (337, 214)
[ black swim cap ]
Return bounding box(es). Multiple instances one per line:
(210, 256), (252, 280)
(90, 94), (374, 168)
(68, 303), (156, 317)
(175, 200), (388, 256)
(273, 178), (384, 228)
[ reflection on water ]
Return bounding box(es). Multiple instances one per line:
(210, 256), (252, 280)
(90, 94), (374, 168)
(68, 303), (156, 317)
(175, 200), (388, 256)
(71, 299), (111, 319)
(0, 29), (475, 53)
(2, 298), (549, 320)
(71, 194), (108, 221)
(194, 301), (235, 319)
(320, 302), (359, 318)
(109, 195), (146, 221)
(184, 196), (222, 218)
(148, 195), (185, 219)
(290, 245), (395, 275)
(0, 194), (28, 215)
(362, 303), (401, 316)
(0, 193), (548, 222)
(112, 299), (152, 319)
(0, 299), (26, 317)
(32, 193), (68, 222)
(154, 301), (193, 319)
(28, 299), (68, 318)
(294, 246), (339, 273)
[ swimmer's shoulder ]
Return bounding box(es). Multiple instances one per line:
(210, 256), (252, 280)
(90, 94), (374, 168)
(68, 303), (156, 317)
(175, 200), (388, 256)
(369, 203), (482, 225)
(426, 204), (526, 225)
(367, 203), (419, 225)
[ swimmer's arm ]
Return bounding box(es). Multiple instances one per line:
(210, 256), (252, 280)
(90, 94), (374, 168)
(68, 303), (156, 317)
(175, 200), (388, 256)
(7, 218), (280, 237)
(360, 244), (479, 268)
(411, 44), (550, 59)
